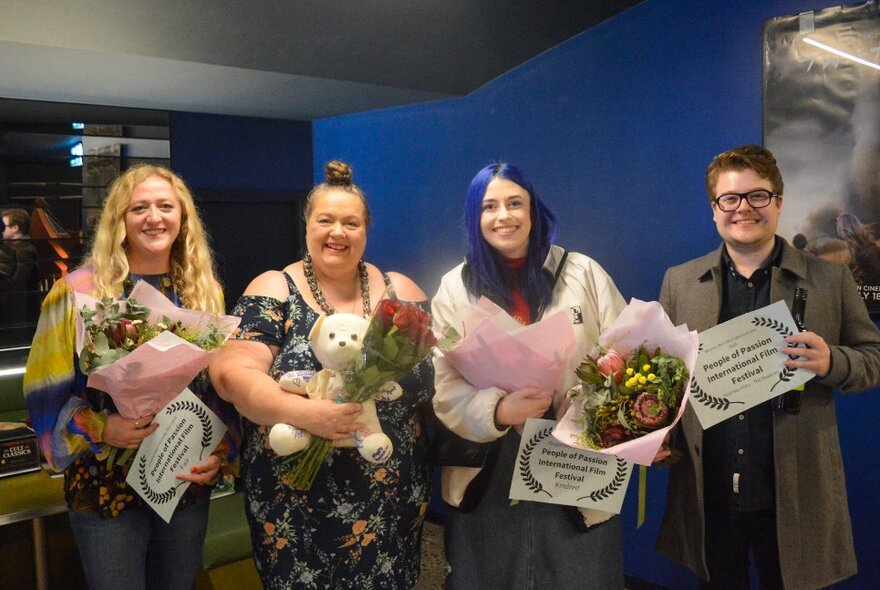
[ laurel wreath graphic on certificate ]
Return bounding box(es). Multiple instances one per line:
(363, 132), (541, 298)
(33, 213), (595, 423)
(126, 388), (226, 522)
(509, 419), (632, 513)
(518, 426), (554, 497)
(690, 301), (813, 429)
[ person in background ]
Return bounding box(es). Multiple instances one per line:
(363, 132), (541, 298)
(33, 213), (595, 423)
(1, 208), (40, 326)
(23, 165), (239, 590)
(0, 216), (16, 345)
(657, 145), (880, 589)
(431, 162), (627, 588)
(209, 160), (434, 589)
(2, 207), (39, 281)
(0, 215), (14, 279)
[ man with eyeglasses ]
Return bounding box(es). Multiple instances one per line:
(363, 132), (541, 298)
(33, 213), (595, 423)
(655, 145), (880, 589)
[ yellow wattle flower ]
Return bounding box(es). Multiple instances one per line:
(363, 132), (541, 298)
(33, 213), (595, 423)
(642, 364), (651, 373)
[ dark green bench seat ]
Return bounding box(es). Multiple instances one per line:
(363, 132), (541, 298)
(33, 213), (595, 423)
(196, 491), (260, 589)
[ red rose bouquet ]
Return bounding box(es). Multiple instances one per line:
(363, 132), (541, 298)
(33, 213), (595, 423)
(288, 291), (437, 490)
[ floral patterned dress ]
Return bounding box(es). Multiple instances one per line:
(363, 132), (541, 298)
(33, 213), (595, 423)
(232, 273), (434, 590)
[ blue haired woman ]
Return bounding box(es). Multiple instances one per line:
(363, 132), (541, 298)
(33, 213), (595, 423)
(431, 163), (627, 588)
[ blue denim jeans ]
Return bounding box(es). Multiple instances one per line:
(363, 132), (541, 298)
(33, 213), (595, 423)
(68, 496), (209, 590)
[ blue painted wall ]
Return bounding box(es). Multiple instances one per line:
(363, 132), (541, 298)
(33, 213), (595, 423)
(313, 0), (880, 587)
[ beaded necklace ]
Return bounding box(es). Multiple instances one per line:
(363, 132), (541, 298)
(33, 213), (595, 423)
(302, 252), (371, 317)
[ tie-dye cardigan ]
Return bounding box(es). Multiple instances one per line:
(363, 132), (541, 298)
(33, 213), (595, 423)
(23, 266), (240, 514)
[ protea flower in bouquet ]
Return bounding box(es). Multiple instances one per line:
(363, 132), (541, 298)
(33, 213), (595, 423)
(571, 345), (689, 451)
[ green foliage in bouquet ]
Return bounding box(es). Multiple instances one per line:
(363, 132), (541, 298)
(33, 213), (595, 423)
(78, 296), (226, 467)
(571, 345), (688, 450)
(79, 297), (225, 375)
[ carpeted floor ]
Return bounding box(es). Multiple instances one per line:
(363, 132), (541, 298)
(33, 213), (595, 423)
(414, 519), (446, 589)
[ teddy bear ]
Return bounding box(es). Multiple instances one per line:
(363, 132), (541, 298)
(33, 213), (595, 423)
(268, 312), (402, 464)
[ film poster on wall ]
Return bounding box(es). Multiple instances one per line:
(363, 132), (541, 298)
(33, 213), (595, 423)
(764, 2), (880, 316)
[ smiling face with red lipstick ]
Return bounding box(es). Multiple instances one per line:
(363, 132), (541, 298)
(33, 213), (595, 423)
(305, 187), (368, 276)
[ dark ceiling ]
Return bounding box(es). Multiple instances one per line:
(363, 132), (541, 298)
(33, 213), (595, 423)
(0, 0), (643, 121)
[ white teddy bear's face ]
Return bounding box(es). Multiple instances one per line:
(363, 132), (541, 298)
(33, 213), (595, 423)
(309, 313), (370, 370)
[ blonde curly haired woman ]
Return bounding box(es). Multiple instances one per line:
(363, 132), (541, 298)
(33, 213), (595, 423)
(24, 164), (239, 590)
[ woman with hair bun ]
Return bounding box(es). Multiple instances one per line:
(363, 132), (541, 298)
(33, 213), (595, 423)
(24, 164), (238, 590)
(210, 160), (434, 589)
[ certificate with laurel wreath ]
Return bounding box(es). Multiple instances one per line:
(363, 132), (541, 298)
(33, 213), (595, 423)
(509, 419), (632, 513)
(126, 388), (227, 522)
(690, 300), (814, 429)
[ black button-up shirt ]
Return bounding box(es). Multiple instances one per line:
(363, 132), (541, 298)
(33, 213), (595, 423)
(703, 237), (784, 512)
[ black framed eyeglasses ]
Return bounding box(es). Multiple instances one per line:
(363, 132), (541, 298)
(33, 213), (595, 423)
(713, 189), (780, 212)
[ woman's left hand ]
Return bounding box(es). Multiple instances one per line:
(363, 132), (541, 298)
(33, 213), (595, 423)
(653, 433), (672, 463)
(176, 454), (222, 486)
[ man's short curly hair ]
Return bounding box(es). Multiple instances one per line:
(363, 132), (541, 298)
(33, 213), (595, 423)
(705, 145), (784, 201)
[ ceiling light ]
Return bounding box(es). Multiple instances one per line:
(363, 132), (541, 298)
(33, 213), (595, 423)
(803, 37), (880, 71)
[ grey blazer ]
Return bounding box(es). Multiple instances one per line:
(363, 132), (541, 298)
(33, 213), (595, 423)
(656, 239), (880, 589)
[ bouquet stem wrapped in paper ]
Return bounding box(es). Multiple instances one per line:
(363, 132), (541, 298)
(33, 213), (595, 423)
(553, 299), (698, 466)
(74, 281), (240, 465)
(287, 291), (437, 490)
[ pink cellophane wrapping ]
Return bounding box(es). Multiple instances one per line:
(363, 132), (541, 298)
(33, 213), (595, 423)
(552, 298), (699, 466)
(74, 280), (241, 418)
(443, 297), (577, 395)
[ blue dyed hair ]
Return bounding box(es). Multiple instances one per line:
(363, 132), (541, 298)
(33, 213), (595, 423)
(463, 162), (559, 314)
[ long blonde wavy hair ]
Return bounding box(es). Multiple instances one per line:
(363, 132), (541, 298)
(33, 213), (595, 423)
(86, 164), (223, 314)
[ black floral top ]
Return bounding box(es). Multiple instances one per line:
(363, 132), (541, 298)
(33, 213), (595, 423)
(232, 273), (434, 590)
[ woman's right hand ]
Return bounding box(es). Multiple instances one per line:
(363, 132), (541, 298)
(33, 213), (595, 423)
(495, 387), (552, 430)
(102, 413), (159, 449)
(299, 399), (364, 441)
